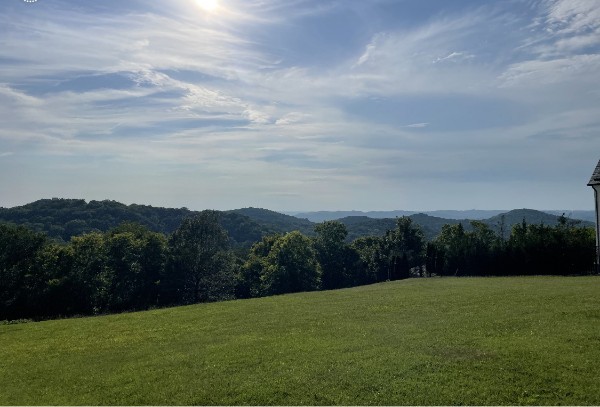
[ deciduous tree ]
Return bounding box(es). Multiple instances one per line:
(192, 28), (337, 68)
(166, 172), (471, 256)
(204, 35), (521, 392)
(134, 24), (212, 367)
(168, 211), (235, 303)
(261, 231), (321, 295)
(382, 217), (425, 280)
(314, 221), (352, 289)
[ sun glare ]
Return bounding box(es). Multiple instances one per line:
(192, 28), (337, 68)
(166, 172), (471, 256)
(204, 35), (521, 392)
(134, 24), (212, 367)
(195, 0), (219, 12)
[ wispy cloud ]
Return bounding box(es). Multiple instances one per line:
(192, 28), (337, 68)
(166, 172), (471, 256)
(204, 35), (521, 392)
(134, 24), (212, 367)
(433, 51), (474, 64)
(545, 0), (600, 36)
(1, 0), (599, 210)
(499, 54), (600, 87)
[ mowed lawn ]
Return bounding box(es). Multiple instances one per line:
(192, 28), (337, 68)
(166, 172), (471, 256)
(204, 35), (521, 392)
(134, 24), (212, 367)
(1, 276), (599, 405)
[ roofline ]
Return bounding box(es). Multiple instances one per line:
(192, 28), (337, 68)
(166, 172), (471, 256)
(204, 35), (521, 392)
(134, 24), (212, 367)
(588, 159), (600, 186)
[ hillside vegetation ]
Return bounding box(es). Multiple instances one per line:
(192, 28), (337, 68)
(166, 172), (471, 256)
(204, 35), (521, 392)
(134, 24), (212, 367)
(0, 199), (269, 246)
(1, 277), (599, 405)
(1, 203), (595, 321)
(0, 199), (592, 244)
(229, 207), (315, 236)
(294, 209), (595, 223)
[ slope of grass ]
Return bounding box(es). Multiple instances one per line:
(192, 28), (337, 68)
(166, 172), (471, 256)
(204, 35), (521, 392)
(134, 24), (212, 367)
(1, 276), (599, 405)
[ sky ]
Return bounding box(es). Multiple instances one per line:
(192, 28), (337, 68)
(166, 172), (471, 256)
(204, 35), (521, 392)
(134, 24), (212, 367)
(1, 0), (599, 212)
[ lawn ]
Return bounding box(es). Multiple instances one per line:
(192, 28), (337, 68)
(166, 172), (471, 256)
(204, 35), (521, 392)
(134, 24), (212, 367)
(1, 276), (599, 405)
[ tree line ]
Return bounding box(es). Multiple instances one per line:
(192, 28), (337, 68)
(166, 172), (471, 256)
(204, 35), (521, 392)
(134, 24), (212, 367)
(426, 218), (596, 277)
(1, 212), (596, 321)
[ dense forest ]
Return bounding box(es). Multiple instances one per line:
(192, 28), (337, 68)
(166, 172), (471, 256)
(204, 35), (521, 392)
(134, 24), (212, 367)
(1, 199), (596, 321)
(0, 199), (591, 243)
(0, 199), (269, 246)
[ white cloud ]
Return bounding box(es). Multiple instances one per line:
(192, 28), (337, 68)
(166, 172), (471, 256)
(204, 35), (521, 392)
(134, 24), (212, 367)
(354, 42), (377, 67)
(522, 0), (600, 57)
(554, 33), (600, 52)
(1, 0), (599, 210)
(499, 54), (600, 87)
(243, 108), (272, 124)
(498, 0), (600, 89)
(545, 0), (600, 35)
(275, 112), (311, 125)
(330, 11), (500, 97)
(0, 84), (42, 107)
(433, 51), (474, 64)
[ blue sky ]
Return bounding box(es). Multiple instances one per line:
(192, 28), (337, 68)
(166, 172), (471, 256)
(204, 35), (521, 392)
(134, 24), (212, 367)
(1, 0), (599, 211)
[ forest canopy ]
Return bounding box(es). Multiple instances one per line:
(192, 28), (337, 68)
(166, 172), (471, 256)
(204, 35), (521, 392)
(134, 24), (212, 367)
(0, 199), (596, 321)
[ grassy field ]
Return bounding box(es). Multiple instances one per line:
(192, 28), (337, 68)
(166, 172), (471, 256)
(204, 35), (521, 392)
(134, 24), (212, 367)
(1, 276), (599, 405)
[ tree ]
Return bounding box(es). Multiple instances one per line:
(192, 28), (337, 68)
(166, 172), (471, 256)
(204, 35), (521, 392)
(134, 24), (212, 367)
(382, 217), (425, 280)
(429, 222), (499, 276)
(237, 234), (280, 299)
(70, 232), (110, 314)
(105, 232), (142, 312)
(168, 211), (235, 304)
(314, 221), (353, 289)
(139, 230), (169, 306)
(104, 223), (168, 311)
(261, 231), (321, 295)
(466, 221), (501, 275)
(506, 218), (595, 276)
(351, 236), (387, 283)
(433, 223), (468, 276)
(0, 224), (48, 320)
(32, 243), (75, 318)
(425, 241), (442, 277)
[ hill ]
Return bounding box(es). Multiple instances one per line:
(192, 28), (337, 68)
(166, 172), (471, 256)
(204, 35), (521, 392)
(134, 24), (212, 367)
(227, 207), (315, 236)
(545, 210), (596, 223)
(337, 216), (396, 241)
(338, 214), (469, 241)
(292, 210), (416, 222)
(293, 209), (595, 223)
(335, 209), (592, 241)
(409, 213), (470, 240)
(484, 208), (594, 236)
(219, 210), (484, 242)
(1, 277), (599, 405)
(0, 200), (593, 245)
(293, 209), (508, 222)
(0, 199), (268, 246)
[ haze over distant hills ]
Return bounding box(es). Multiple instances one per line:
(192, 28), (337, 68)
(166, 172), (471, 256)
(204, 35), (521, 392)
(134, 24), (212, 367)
(543, 210), (596, 223)
(290, 209), (596, 223)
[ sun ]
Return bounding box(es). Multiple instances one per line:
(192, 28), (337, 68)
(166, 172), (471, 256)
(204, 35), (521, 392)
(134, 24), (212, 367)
(195, 0), (219, 12)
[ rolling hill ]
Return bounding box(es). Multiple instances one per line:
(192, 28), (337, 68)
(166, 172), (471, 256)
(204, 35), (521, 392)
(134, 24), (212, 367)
(483, 208), (594, 234)
(293, 209), (595, 223)
(337, 214), (469, 241)
(227, 207), (315, 236)
(0, 199), (594, 245)
(0, 199), (269, 246)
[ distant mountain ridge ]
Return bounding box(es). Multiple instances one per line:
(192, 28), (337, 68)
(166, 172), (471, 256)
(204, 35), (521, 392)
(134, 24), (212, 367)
(290, 209), (595, 223)
(544, 210), (596, 223)
(0, 199), (594, 245)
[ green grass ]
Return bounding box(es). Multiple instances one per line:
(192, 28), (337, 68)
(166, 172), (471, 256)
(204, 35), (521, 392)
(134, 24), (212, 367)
(1, 276), (600, 405)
